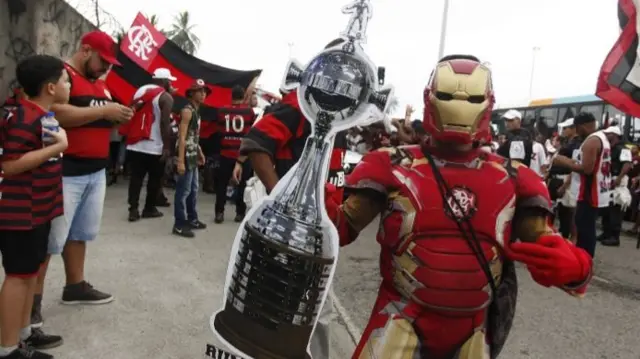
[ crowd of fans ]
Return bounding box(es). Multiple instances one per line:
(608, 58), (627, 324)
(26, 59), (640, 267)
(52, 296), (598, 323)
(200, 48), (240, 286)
(0, 27), (639, 359)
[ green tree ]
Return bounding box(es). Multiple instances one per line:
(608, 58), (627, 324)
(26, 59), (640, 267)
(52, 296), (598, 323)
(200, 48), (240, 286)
(165, 11), (200, 55)
(113, 27), (126, 44)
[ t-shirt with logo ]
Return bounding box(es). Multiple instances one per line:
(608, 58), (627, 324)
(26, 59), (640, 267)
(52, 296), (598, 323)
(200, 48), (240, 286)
(0, 99), (63, 230)
(179, 104), (201, 170)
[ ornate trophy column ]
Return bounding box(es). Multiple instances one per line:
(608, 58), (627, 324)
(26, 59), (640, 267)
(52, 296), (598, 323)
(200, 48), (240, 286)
(211, 1), (393, 358)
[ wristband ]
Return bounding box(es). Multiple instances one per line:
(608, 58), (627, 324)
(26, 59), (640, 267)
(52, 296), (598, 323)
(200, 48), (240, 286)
(237, 159), (245, 165)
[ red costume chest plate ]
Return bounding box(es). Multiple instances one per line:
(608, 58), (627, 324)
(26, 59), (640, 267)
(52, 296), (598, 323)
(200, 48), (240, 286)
(350, 146), (523, 315)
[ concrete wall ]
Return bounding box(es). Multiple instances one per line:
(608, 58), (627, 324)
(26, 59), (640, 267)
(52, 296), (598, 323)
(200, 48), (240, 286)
(0, 0), (96, 101)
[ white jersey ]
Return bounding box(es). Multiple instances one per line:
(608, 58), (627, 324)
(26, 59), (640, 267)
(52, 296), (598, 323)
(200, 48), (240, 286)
(571, 131), (611, 208)
(127, 84), (164, 155)
(529, 142), (547, 178)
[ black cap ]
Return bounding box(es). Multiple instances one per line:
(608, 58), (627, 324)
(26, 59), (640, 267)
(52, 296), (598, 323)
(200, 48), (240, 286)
(574, 112), (596, 125)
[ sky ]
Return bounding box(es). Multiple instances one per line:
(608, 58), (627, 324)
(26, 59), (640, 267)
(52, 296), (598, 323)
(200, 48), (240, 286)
(87, 0), (620, 117)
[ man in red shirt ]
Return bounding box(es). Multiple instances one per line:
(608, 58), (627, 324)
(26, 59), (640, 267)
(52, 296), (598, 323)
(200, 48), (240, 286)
(0, 55), (68, 359)
(34, 31), (133, 327)
(213, 86), (256, 223)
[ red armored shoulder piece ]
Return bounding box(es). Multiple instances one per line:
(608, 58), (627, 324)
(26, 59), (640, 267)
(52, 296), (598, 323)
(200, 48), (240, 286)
(346, 146), (415, 194)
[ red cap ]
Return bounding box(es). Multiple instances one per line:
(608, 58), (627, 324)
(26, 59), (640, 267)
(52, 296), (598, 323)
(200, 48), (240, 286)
(81, 31), (121, 66)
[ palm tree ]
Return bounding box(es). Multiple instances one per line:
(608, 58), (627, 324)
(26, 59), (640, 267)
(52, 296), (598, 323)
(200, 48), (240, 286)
(165, 11), (200, 55)
(145, 14), (161, 28)
(113, 27), (126, 44)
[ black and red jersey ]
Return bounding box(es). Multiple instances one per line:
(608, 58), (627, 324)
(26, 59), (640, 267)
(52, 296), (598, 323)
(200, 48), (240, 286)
(242, 91), (347, 201)
(62, 63), (115, 176)
(215, 104), (255, 159)
(0, 99), (63, 230)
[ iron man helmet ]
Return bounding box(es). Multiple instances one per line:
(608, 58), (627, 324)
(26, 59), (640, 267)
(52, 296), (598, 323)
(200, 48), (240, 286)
(423, 55), (495, 145)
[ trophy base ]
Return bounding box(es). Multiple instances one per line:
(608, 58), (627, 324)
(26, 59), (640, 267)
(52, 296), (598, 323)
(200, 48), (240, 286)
(214, 305), (312, 359)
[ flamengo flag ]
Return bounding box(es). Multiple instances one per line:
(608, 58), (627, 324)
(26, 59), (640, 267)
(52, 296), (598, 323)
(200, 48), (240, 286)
(596, 0), (640, 117)
(106, 13), (261, 119)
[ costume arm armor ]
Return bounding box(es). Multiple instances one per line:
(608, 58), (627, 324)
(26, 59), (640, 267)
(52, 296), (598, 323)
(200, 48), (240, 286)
(332, 148), (400, 246)
(512, 164), (592, 296)
(334, 191), (386, 246)
(513, 211), (592, 296)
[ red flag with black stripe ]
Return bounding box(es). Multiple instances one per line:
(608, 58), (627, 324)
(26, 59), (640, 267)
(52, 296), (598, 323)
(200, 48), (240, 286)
(105, 13), (261, 121)
(596, 0), (640, 117)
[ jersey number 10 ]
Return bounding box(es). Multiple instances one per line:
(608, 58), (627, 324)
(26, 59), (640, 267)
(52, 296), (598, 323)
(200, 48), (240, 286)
(225, 114), (245, 133)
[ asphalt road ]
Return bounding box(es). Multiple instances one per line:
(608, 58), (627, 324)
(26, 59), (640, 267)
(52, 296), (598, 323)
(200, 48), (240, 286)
(5, 182), (640, 359)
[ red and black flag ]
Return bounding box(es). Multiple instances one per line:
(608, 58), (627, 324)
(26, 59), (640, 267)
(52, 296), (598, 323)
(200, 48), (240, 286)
(106, 13), (261, 120)
(596, 0), (640, 117)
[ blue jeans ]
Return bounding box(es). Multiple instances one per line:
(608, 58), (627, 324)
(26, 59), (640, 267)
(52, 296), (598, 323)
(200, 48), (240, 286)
(174, 168), (199, 227)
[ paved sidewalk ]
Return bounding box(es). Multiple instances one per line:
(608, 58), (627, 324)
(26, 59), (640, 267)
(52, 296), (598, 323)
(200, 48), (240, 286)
(593, 222), (640, 289)
(6, 183), (355, 359)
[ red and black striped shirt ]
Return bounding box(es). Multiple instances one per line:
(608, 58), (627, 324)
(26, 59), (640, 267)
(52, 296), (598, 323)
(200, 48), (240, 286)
(215, 104), (255, 159)
(241, 91), (347, 201)
(0, 99), (63, 230)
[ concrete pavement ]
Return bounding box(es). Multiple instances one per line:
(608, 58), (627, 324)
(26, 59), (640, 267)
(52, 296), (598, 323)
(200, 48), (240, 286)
(11, 183), (355, 359)
(6, 181), (640, 358)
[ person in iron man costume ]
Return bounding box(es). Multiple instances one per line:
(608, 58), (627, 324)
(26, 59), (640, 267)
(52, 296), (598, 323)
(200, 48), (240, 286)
(325, 55), (593, 359)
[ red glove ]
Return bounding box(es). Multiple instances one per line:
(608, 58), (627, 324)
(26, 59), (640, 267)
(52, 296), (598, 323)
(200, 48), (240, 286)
(506, 234), (592, 288)
(324, 183), (339, 222)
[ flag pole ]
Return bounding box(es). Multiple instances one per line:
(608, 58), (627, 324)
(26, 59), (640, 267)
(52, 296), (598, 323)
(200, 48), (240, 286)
(437, 0), (450, 60)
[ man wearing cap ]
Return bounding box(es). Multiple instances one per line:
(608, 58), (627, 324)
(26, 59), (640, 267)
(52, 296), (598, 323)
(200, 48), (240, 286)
(497, 109), (535, 167)
(173, 80), (209, 238)
(125, 68), (176, 222)
(553, 112), (611, 258)
(34, 31), (134, 326)
(548, 118), (581, 240)
(599, 125), (632, 246)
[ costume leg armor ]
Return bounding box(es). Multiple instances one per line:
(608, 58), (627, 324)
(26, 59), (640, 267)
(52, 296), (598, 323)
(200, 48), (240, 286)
(353, 286), (489, 359)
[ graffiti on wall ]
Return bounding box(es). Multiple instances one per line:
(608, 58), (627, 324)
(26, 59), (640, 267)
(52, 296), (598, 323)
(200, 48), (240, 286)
(41, 0), (89, 58)
(1, 0), (94, 99)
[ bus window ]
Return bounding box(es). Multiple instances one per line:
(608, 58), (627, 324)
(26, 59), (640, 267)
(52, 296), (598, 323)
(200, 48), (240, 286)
(558, 106), (577, 121)
(491, 111), (506, 134)
(633, 117), (640, 142)
(579, 104), (604, 126)
(539, 107), (559, 129)
(522, 110), (536, 127)
(603, 104), (625, 125)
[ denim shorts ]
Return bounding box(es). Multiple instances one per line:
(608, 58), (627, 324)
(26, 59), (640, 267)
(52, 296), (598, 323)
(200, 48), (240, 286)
(48, 169), (106, 254)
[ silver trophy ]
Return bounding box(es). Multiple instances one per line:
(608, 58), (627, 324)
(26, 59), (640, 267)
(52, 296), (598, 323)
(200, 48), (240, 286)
(212, 2), (393, 358)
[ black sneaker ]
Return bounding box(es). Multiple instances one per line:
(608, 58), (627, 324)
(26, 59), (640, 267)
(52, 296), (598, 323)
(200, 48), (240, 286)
(601, 238), (620, 247)
(6, 347), (53, 359)
(214, 213), (224, 224)
(234, 214), (245, 223)
(61, 281), (114, 305)
(156, 199), (171, 207)
(141, 208), (163, 218)
(128, 209), (140, 222)
(173, 226), (195, 238)
(190, 220), (207, 230)
(30, 306), (43, 329)
(22, 328), (63, 350)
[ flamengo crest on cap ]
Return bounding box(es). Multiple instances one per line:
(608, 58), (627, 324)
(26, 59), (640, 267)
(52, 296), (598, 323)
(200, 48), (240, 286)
(340, 0), (373, 44)
(127, 24), (158, 61)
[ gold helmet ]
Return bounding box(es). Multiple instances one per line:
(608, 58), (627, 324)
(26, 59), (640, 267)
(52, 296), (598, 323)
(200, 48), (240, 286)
(423, 55), (495, 144)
